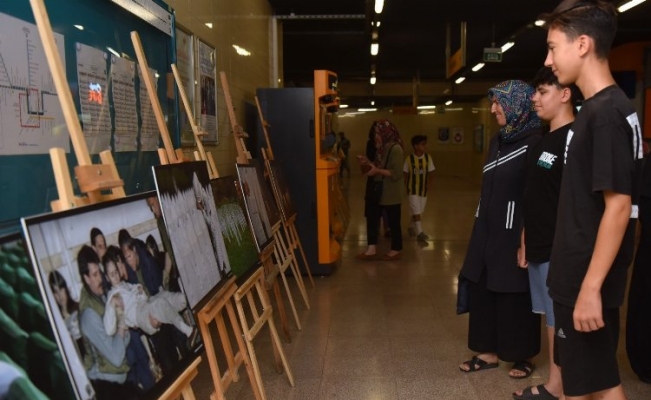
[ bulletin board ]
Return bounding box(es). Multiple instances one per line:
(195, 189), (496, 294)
(0, 0), (178, 231)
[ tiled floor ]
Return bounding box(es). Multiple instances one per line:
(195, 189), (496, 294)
(191, 174), (651, 400)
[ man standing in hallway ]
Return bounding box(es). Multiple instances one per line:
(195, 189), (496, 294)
(404, 134), (435, 242)
(513, 66), (579, 400)
(544, 1), (644, 399)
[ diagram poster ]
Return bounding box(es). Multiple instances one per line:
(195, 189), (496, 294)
(0, 12), (69, 155)
(198, 39), (217, 144)
(110, 55), (138, 152)
(76, 42), (111, 154)
(138, 65), (160, 151)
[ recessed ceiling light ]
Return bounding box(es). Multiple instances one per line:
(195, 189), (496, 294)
(370, 76), (377, 85)
(371, 43), (379, 56)
(74, 24), (84, 31)
(501, 42), (515, 53)
(534, 20), (545, 27)
(417, 105), (436, 110)
(618, 0), (646, 13)
(472, 63), (485, 72)
(455, 77), (466, 84)
(445, 100), (453, 106)
(205, 22), (213, 29)
(374, 0), (384, 14)
(358, 108), (377, 112)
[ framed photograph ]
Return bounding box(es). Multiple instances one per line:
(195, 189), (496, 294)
(197, 39), (218, 144)
(266, 160), (297, 222)
(0, 232), (77, 400)
(21, 193), (203, 400)
(235, 161), (281, 252)
(209, 176), (259, 278)
(452, 127), (464, 144)
(153, 161), (232, 310)
(438, 127), (450, 144)
(474, 124), (484, 153)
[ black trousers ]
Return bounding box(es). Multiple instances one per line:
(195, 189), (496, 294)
(468, 269), (541, 362)
(366, 201), (402, 251)
(626, 195), (651, 383)
(91, 379), (138, 400)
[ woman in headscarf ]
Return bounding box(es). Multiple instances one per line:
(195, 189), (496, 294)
(458, 80), (543, 378)
(356, 119), (405, 260)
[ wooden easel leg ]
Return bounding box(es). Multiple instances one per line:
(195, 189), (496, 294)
(272, 279), (291, 343)
(198, 315), (226, 400)
(282, 224), (310, 310)
(157, 356), (201, 400)
(225, 301), (264, 400)
(215, 314), (239, 383)
(291, 223), (315, 287)
(279, 270), (302, 331)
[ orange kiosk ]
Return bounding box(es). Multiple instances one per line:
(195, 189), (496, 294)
(313, 70), (343, 266)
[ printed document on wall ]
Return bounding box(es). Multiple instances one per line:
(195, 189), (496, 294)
(110, 55), (138, 152)
(138, 65), (160, 151)
(0, 12), (69, 155)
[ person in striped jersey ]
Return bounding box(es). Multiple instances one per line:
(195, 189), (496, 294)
(403, 135), (435, 242)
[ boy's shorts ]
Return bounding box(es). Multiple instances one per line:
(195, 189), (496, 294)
(527, 261), (554, 327)
(553, 302), (621, 396)
(408, 195), (427, 215)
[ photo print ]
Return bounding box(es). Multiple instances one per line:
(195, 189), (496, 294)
(266, 160), (296, 222)
(0, 232), (76, 400)
(153, 161), (232, 309)
(209, 176), (259, 278)
(21, 193), (202, 400)
(236, 161), (281, 251)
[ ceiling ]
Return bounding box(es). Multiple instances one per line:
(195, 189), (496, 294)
(268, 0), (651, 109)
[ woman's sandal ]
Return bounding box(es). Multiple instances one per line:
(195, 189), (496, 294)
(459, 355), (499, 373)
(509, 360), (535, 379)
(512, 384), (559, 400)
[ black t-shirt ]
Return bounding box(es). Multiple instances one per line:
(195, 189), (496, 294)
(523, 123), (571, 263)
(548, 85), (644, 309)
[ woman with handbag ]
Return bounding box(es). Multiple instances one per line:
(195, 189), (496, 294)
(356, 119), (405, 261)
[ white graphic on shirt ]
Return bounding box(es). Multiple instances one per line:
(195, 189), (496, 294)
(537, 151), (559, 169)
(564, 129), (574, 164)
(627, 113), (643, 160)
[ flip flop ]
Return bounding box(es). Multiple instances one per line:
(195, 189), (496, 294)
(509, 360), (535, 379)
(512, 384), (559, 400)
(459, 355), (499, 373)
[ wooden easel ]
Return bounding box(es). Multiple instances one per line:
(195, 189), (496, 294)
(234, 267), (295, 400)
(28, 0), (200, 398)
(131, 31), (186, 166)
(255, 96), (315, 288)
(171, 63), (219, 179)
(219, 71), (293, 343)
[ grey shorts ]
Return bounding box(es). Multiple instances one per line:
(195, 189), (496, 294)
(527, 261), (555, 327)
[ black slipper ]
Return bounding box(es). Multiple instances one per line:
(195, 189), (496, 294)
(509, 360), (535, 379)
(459, 355), (499, 373)
(512, 384), (559, 400)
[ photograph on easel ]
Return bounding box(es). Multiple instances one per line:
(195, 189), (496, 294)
(209, 176), (259, 278)
(153, 161), (232, 310)
(21, 193), (203, 400)
(236, 161), (281, 252)
(266, 160), (297, 222)
(0, 232), (77, 400)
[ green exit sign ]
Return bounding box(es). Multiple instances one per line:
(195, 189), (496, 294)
(483, 47), (503, 62)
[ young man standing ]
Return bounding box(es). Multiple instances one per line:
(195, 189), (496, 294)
(544, 1), (643, 399)
(513, 66), (578, 400)
(403, 135), (435, 242)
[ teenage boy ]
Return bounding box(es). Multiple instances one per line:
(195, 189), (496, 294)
(513, 66), (578, 400)
(403, 135), (435, 242)
(543, 1), (643, 399)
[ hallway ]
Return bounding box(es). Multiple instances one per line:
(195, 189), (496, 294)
(194, 173), (650, 400)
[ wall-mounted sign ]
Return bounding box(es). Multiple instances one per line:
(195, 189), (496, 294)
(483, 47), (503, 62)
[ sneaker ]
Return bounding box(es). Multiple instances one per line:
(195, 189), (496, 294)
(417, 232), (429, 242)
(407, 227), (416, 236)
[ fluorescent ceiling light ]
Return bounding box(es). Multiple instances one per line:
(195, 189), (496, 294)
(618, 0), (646, 12)
(534, 20), (545, 27)
(371, 100), (375, 106)
(371, 43), (379, 56)
(233, 45), (251, 56)
(74, 24), (84, 30)
(445, 100), (453, 106)
(358, 108), (377, 112)
(419, 110), (436, 115)
(501, 42), (515, 53)
(375, 0), (384, 13)
(339, 104), (349, 109)
(370, 76), (377, 85)
(417, 105), (436, 110)
(376, 21), (381, 27)
(445, 107), (463, 111)
(205, 22), (213, 29)
(455, 77), (466, 84)
(106, 47), (120, 58)
(472, 63), (485, 72)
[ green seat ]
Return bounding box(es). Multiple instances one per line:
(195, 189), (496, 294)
(27, 332), (59, 398)
(15, 268), (40, 299)
(0, 262), (16, 287)
(51, 350), (76, 400)
(18, 292), (52, 337)
(7, 376), (48, 400)
(0, 277), (19, 320)
(0, 308), (29, 370)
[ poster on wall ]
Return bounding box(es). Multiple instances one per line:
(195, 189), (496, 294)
(110, 55), (138, 152)
(138, 65), (161, 151)
(474, 124), (484, 152)
(0, 12), (69, 155)
(76, 43), (111, 154)
(21, 193), (203, 400)
(438, 127), (450, 144)
(452, 127), (464, 144)
(176, 27), (196, 146)
(197, 39), (218, 144)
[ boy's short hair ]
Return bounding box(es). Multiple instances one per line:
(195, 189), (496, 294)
(531, 66), (583, 112)
(411, 135), (427, 148)
(542, 0), (617, 60)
